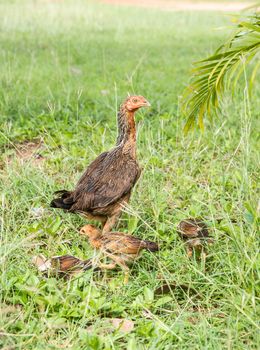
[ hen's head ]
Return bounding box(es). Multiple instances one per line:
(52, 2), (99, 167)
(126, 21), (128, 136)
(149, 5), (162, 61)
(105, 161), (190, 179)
(80, 224), (101, 239)
(124, 95), (150, 112)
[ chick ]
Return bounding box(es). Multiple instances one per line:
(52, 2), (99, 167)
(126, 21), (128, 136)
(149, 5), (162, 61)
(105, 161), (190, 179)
(51, 254), (92, 277)
(80, 225), (159, 283)
(177, 218), (213, 258)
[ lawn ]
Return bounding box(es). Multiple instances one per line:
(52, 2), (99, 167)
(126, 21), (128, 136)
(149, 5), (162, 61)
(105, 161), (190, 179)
(0, 0), (259, 349)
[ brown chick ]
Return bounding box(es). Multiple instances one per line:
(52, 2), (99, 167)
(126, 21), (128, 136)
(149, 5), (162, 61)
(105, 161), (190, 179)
(80, 224), (159, 283)
(50, 96), (150, 233)
(177, 218), (213, 258)
(51, 254), (93, 277)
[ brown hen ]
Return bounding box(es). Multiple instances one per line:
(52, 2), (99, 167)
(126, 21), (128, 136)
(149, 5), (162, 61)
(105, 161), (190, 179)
(80, 224), (159, 283)
(50, 96), (150, 233)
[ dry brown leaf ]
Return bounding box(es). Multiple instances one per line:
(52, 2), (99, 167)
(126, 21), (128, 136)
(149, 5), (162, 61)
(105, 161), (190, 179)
(29, 207), (46, 219)
(32, 254), (51, 272)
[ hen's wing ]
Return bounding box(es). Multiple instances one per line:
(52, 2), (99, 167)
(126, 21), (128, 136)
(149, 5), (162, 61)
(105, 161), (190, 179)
(55, 151), (109, 210)
(70, 148), (141, 212)
(76, 151), (109, 187)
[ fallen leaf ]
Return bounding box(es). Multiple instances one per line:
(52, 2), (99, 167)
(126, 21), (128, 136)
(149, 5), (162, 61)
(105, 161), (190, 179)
(30, 207), (45, 219)
(32, 254), (51, 272)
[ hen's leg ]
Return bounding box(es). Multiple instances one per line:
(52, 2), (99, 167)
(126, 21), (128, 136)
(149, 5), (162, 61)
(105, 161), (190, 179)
(102, 195), (130, 234)
(102, 214), (120, 234)
(79, 213), (107, 233)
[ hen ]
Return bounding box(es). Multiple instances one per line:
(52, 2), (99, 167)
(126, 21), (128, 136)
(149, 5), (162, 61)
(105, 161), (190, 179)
(80, 224), (159, 283)
(51, 96), (150, 233)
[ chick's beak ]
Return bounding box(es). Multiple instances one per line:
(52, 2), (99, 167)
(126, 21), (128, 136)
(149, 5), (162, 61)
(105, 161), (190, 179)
(80, 228), (85, 235)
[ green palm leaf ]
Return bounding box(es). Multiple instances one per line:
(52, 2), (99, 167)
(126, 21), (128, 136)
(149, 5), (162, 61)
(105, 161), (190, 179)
(182, 10), (260, 133)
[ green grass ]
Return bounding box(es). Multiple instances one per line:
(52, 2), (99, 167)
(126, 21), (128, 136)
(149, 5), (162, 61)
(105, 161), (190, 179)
(0, 1), (259, 349)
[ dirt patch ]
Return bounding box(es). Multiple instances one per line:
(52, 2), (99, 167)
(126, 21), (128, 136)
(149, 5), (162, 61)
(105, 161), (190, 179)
(5, 139), (46, 166)
(101, 0), (251, 11)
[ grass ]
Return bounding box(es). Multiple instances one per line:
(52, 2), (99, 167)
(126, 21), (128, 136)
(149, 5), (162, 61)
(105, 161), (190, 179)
(0, 0), (259, 349)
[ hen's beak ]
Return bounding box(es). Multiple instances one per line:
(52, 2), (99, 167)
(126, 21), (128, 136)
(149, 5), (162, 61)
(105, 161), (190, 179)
(141, 99), (151, 107)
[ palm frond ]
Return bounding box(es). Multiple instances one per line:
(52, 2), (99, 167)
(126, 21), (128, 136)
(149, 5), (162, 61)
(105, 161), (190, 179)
(182, 11), (260, 133)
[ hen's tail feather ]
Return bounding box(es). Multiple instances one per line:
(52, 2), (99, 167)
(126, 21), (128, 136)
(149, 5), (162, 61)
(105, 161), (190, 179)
(50, 189), (74, 210)
(53, 189), (69, 195)
(53, 190), (72, 199)
(50, 199), (73, 210)
(143, 240), (159, 252)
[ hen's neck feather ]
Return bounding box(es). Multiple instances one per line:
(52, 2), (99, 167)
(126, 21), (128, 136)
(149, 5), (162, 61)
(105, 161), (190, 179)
(116, 104), (136, 157)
